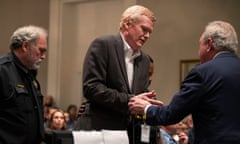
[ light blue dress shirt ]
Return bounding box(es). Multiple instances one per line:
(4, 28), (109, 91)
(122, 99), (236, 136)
(160, 129), (177, 144)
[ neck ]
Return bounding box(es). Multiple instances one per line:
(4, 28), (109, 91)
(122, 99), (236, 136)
(13, 50), (29, 70)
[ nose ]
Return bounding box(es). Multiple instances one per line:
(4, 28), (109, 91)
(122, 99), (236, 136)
(144, 32), (150, 38)
(41, 53), (47, 59)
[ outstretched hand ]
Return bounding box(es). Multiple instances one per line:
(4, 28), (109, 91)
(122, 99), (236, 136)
(128, 91), (164, 115)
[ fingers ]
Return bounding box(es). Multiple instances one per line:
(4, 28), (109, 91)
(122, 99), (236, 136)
(178, 132), (189, 144)
(148, 99), (164, 106)
(136, 91), (156, 99)
(128, 91), (165, 115)
(132, 92), (164, 106)
(128, 98), (147, 115)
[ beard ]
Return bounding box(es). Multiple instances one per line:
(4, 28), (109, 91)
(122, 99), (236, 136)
(31, 59), (42, 70)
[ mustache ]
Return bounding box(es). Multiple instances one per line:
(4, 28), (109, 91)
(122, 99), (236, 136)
(35, 59), (42, 64)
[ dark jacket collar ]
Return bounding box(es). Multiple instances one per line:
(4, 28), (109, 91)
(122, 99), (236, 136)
(10, 52), (37, 78)
(214, 51), (237, 59)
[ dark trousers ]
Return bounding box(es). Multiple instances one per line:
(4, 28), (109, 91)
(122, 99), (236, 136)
(128, 118), (160, 144)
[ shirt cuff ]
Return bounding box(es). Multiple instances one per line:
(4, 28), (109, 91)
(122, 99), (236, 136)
(144, 104), (152, 114)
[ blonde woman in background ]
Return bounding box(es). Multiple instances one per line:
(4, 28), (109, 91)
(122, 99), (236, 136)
(46, 109), (67, 131)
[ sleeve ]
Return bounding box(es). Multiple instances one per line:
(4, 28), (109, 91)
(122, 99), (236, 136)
(146, 68), (205, 126)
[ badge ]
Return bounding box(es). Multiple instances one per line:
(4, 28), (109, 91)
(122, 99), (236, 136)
(141, 124), (150, 143)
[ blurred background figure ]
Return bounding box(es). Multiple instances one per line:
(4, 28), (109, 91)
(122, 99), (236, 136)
(44, 95), (56, 108)
(182, 115), (193, 131)
(182, 115), (194, 144)
(66, 104), (78, 130)
(44, 106), (58, 129)
(46, 109), (67, 131)
(159, 122), (188, 144)
(64, 111), (70, 125)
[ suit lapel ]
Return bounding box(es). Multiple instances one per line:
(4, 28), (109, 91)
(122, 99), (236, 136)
(132, 55), (141, 94)
(115, 34), (131, 93)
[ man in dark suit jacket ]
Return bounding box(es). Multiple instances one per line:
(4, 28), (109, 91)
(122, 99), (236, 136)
(74, 5), (157, 144)
(129, 20), (240, 144)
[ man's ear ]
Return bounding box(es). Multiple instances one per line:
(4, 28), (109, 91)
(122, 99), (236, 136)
(22, 41), (29, 52)
(206, 38), (214, 52)
(123, 22), (129, 30)
(123, 19), (133, 29)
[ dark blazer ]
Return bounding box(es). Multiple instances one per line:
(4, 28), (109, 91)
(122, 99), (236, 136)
(75, 33), (150, 130)
(0, 53), (44, 144)
(146, 52), (240, 143)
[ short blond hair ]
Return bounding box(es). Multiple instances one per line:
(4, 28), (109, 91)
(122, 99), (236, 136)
(119, 5), (156, 30)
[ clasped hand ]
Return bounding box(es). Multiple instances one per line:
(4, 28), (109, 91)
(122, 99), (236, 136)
(128, 91), (164, 115)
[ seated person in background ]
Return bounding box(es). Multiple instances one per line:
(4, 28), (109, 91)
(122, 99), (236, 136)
(66, 104), (78, 129)
(64, 111), (75, 130)
(181, 115), (193, 131)
(44, 95), (56, 107)
(182, 115), (194, 144)
(46, 109), (67, 131)
(43, 95), (57, 129)
(159, 122), (188, 144)
(64, 111), (70, 125)
(43, 106), (58, 129)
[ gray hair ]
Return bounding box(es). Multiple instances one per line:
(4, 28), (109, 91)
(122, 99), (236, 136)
(119, 5), (156, 31)
(202, 20), (238, 53)
(10, 25), (48, 50)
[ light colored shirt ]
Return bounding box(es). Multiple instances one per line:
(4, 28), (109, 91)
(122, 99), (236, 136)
(120, 33), (140, 91)
(160, 129), (177, 144)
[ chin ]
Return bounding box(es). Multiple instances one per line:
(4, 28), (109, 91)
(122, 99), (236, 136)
(137, 43), (144, 48)
(32, 64), (41, 70)
(134, 45), (142, 50)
